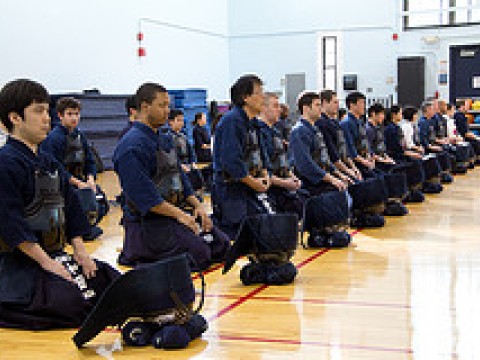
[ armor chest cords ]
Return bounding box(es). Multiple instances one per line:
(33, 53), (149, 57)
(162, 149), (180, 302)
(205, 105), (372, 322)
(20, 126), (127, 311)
(174, 134), (189, 164)
(64, 133), (85, 179)
(429, 125), (437, 144)
(356, 121), (370, 156)
(271, 133), (289, 178)
(153, 148), (184, 207)
(0, 170), (66, 254)
(337, 128), (349, 163)
(312, 130), (331, 171)
(373, 126), (386, 156)
(245, 128), (263, 178)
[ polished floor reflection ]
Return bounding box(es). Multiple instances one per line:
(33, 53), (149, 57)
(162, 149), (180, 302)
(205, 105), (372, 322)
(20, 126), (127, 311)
(1, 169), (480, 359)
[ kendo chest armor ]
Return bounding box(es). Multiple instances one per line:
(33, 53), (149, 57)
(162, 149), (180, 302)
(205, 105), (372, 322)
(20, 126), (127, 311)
(429, 125), (437, 144)
(312, 130), (332, 170)
(245, 127), (263, 178)
(437, 118), (447, 138)
(153, 148), (184, 207)
(337, 128), (349, 163)
(64, 133), (85, 179)
(283, 121), (293, 140)
(271, 132), (289, 178)
(398, 126), (407, 150)
(356, 121), (370, 156)
(173, 133), (189, 164)
(373, 126), (386, 156)
(0, 170), (66, 254)
(413, 123), (421, 145)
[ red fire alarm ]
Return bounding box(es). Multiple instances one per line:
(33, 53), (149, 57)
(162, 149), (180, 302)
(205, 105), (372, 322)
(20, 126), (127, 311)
(393, 33), (399, 41)
(138, 47), (146, 57)
(137, 32), (144, 42)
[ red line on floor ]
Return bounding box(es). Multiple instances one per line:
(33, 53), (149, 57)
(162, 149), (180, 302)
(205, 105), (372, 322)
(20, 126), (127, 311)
(208, 285), (268, 321)
(215, 334), (419, 355)
(208, 229), (362, 322)
(203, 293), (411, 310)
(192, 262), (224, 280)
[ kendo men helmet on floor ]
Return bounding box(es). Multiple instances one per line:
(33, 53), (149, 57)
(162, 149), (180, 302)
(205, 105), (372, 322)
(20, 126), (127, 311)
(73, 254), (207, 350)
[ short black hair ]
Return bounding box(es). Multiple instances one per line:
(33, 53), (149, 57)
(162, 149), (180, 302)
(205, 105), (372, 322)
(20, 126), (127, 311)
(390, 105), (402, 115)
(56, 97), (81, 115)
(346, 91), (366, 109)
(338, 108), (347, 119)
(230, 74), (263, 107)
(125, 95), (137, 114)
(403, 106), (418, 122)
(456, 99), (466, 108)
(320, 89), (337, 103)
(135, 82), (167, 111)
(446, 103), (454, 111)
(297, 91), (320, 115)
(193, 112), (205, 124)
(367, 103), (385, 117)
(168, 109), (184, 121)
(0, 79), (49, 132)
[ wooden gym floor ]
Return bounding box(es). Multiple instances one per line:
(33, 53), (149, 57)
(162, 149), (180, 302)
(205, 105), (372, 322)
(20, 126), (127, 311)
(1, 169), (480, 359)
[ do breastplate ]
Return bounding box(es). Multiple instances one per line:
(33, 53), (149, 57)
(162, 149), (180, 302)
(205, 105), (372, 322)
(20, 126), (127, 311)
(174, 134), (189, 164)
(0, 169), (66, 254)
(373, 126), (386, 156)
(312, 130), (331, 170)
(271, 133), (289, 178)
(337, 128), (348, 162)
(429, 125), (437, 143)
(64, 133), (85, 179)
(245, 127), (263, 178)
(356, 121), (370, 156)
(153, 149), (184, 207)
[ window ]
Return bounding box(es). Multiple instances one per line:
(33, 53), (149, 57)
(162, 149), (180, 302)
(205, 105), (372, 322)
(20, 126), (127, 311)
(322, 37), (337, 91)
(403, 0), (480, 29)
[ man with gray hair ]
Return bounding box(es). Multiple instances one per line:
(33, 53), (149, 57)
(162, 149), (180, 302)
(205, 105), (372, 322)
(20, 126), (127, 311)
(418, 100), (454, 183)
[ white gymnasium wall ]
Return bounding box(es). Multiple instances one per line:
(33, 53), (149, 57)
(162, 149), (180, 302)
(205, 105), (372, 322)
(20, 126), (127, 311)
(2, 0), (480, 103)
(228, 0), (480, 103)
(228, 0), (398, 102)
(0, 0), (230, 99)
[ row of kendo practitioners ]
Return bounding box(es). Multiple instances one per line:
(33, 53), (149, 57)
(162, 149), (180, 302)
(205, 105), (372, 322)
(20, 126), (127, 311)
(1, 76), (478, 351)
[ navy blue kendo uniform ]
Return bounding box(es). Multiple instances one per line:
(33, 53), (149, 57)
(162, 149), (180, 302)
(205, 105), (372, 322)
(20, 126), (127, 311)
(113, 122), (229, 270)
(119, 121), (134, 140)
(419, 115), (454, 183)
(193, 124), (212, 163)
(254, 119), (304, 217)
(41, 125), (96, 182)
(289, 118), (352, 246)
(192, 124), (214, 192)
(0, 138), (119, 330)
(365, 120), (409, 215)
(383, 121), (426, 202)
(434, 114), (470, 174)
(316, 114), (388, 226)
(213, 106), (298, 285)
(454, 110), (480, 162)
(340, 113), (370, 171)
(41, 125), (109, 236)
(212, 107), (272, 239)
(274, 116), (295, 146)
(166, 127), (204, 192)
